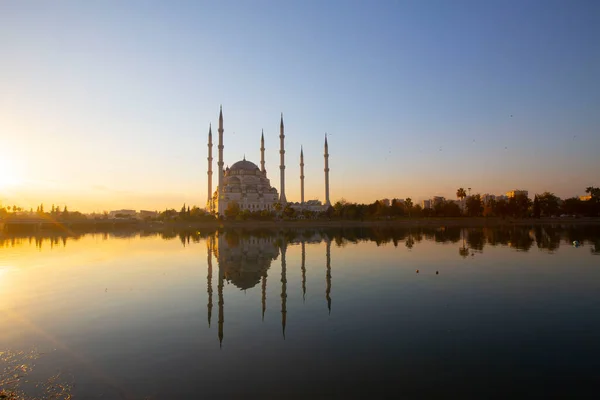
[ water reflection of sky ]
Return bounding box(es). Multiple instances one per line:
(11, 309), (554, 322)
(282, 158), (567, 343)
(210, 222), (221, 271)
(1, 226), (599, 398)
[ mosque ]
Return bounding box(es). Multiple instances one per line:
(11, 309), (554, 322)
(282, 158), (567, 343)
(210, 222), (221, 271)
(206, 106), (331, 216)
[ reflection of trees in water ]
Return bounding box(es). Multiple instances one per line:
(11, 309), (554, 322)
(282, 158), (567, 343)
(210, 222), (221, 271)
(3, 225), (600, 258)
(591, 239), (600, 255)
(466, 228), (485, 251)
(405, 235), (415, 249)
(534, 226), (561, 252)
(508, 227), (534, 251)
(433, 226), (461, 243)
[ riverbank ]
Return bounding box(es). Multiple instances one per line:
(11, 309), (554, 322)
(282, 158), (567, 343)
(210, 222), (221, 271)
(2, 217), (600, 234)
(154, 217), (600, 229)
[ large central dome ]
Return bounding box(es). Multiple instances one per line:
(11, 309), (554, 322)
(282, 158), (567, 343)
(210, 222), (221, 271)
(230, 159), (259, 171)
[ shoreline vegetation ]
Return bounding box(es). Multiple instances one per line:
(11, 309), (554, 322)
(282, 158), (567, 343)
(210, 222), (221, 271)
(1, 186), (598, 233)
(2, 216), (600, 234)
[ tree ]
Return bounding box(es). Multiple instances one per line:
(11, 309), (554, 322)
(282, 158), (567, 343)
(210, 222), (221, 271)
(405, 198), (413, 217)
(585, 186), (600, 217)
(466, 194), (483, 217)
(585, 186), (600, 199)
(561, 197), (583, 216)
(508, 194), (532, 218)
(283, 204), (296, 219)
(273, 202), (282, 213)
(62, 205), (69, 219)
(533, 195), (541, 218)
(224, 201), (240, 219)
(456, 188), (467, 201)
(537, 192), (560, 217)
(333, 199), (348, 219)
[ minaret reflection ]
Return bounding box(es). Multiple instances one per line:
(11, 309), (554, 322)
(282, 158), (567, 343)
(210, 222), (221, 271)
(261, 275), (267, 321)
(281, 240), (288, 339)
(218, 251), (224, 348)
(207, 237), (213, 327)
(326, 239), (332, 315)
(213, 231), (280, 346)
(301, 241), (306, 302)
(208, 232), (333, 345)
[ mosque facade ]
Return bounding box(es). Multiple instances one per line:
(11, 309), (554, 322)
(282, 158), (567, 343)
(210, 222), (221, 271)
(206, 106), (331, 216)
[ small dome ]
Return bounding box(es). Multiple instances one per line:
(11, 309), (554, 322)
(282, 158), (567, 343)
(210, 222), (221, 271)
(230, 159), (259, 171)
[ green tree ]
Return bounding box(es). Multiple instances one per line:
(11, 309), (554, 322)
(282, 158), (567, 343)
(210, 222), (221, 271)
(585, 186), (600, 199)
(333, 199), (348, 219)
(466, 194), (483, 217)
(405, 198), (413, 217)
(508, 194), (532, 218)
(537, 192), (560, 217)
(283, 204), (296, 219)
(533, 195), (541, 218)
(561, 197), (583, 215)
(224, 201), (240, 219)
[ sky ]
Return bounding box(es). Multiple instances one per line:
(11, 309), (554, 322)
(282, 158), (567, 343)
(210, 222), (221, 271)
(1, 0), (599, 212)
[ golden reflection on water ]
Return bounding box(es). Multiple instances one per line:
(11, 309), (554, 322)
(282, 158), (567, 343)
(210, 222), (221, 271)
(0, 226), (598, 398)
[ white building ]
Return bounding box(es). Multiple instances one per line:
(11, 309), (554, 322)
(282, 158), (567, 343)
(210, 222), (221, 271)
(206, 107), (331, 216)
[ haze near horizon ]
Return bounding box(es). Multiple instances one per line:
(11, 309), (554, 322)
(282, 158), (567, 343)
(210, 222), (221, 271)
(1, 0), (598, 213)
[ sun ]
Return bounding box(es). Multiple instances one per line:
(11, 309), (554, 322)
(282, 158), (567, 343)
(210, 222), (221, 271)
(0, 157), (21, 188)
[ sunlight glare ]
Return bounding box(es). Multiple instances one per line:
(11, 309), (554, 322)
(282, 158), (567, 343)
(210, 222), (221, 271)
(0, 157), (20, 188)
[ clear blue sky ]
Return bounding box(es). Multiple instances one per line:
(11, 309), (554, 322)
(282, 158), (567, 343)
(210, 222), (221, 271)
(1, 0), (598, 212)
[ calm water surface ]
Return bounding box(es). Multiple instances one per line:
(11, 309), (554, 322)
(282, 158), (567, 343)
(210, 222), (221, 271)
(1, 226), (599, 399)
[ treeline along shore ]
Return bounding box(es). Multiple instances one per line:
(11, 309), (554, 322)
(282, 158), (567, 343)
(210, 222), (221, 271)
(1, 186), (598, 233)
(2, 215), (600, 235)
(2, 220), (599, 257)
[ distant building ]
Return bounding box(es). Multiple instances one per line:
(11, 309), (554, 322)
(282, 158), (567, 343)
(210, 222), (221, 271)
(421, 199), (431, 209)
(139, 210), (158, 219)
(109, 209), (136, 218)
(289, 200), (328, 214)
(432, 196), (445, 206)
(481, 194), (495, 204)
(454, 199), (466, 212)
(506, 190), (528, 198)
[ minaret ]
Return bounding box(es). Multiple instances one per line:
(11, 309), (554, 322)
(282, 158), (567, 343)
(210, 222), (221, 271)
(301, 240), (306, 302)
(207, 237), (213, 327)
(207, 124), (213, 211)
(217, 106), (224, 214)
(279, 113), (287, 204)
(324, 134), (331, 207)
(281, 240), (287, 339)
(300, 146), (305, 210)
(326, 238), (332, 315)
(260, 130), (266, 174)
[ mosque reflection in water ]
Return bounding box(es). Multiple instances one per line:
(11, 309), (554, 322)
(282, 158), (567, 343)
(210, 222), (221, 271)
(206, 231), (332, 346)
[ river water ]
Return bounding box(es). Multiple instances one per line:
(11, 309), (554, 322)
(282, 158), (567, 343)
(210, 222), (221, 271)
(1, 225), (599, 399)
